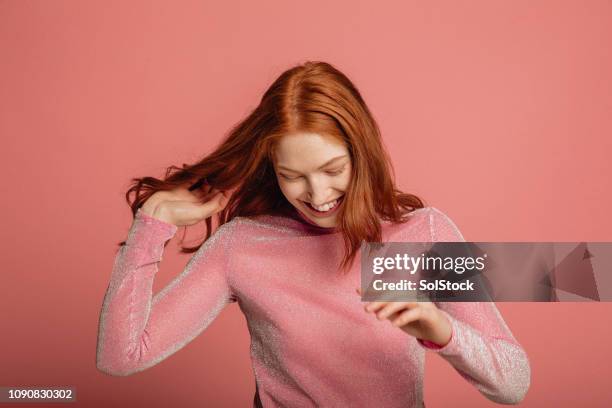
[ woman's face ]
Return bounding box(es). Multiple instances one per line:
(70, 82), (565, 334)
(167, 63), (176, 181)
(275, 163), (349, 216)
(273, 132), (352, 228)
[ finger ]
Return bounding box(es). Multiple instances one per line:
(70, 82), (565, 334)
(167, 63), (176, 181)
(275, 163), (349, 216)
(195, 195), (225, 218)
(186, 192), (205, 202)
(215, 190), (231, 205)
(210, 189), (228, 204)
(211, 191), (228, 209)
(199, 183), (212, 193)
(200, 188), (218, 201)
(206, 190), (224, 201)
(214, 191), (230, 211)
(391, 307), (422, 327)
(357, 286), (376, 298)
(376, 302), (418, 320)
(194, 183), (217, 196)
(192, 187), (209, 200)
(218, 191), (230, 204)
(364, 301), (389, 313)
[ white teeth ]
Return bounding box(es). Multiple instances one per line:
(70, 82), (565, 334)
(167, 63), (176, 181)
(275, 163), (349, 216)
(311, 198), (338, 212)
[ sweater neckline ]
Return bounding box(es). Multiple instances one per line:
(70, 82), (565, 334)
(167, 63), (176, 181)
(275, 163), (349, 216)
(256, 204), (342, 235)
(253, 205), (395, 235)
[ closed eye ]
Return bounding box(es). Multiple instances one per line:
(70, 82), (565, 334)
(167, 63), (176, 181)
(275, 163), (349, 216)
(279, 166), (346, 180)
(280, 174), (302, 181)
(325, 166), (346, 176)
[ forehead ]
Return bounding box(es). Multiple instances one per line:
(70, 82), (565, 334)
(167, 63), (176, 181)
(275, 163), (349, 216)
(273, 132), (349, 167)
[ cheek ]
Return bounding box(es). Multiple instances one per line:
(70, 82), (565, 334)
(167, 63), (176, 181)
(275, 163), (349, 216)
(337, 172), (352, 190)
(278, 180), (302, 200)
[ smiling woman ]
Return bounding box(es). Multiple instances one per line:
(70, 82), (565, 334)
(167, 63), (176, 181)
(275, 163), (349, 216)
(96, 60), (530, 407)
(273, 132), (352, 229)
(113, 60), (424, 273)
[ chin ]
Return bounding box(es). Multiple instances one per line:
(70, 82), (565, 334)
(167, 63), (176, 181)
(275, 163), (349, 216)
(312, 218), (337, 228)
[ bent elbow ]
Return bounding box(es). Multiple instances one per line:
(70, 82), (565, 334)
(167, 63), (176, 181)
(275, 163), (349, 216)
(96, 338), (150, 377)
(96, 349), (141, 377)
(96, 359), (137, 377)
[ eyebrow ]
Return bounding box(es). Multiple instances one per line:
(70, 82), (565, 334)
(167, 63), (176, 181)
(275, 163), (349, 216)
(276, 154), (348, 173)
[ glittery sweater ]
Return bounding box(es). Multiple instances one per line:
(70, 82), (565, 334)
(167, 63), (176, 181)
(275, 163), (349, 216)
(96, 206), (531, 407)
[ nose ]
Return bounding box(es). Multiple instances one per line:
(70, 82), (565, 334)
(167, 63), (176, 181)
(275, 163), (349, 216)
(306, 176), (334, 206)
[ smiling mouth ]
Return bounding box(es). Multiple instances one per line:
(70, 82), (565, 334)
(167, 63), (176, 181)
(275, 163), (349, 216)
(300, 195), (344, 216)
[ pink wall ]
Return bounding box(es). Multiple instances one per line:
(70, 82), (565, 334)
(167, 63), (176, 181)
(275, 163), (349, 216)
(1, 0), (611, 406)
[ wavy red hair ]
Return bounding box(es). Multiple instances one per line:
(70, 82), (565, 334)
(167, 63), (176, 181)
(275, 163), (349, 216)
(119, 61), (424, 273)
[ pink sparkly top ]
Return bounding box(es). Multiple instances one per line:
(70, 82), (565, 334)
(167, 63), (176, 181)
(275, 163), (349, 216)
(96, 206), (531, 407)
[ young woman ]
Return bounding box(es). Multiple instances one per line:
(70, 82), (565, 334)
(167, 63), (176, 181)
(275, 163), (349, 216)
(96, 61), (530, 407)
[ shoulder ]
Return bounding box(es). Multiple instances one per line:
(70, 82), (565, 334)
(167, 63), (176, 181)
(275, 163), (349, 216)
(393, 206), (465, 242)
(189, 214), (300, 257)
(217, 214), (303, 240)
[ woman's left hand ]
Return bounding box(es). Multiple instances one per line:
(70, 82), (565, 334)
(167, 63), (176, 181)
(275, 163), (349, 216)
(356, 288), (452, 347)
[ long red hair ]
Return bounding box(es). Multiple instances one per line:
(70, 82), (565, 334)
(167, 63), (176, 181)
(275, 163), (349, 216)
(119, 61), (424, 273)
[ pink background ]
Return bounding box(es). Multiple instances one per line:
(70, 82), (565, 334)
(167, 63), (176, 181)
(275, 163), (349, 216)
(1, 0), (611, 406)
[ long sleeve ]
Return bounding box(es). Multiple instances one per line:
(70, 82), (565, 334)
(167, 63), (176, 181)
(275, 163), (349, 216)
(96, 208), (236, 376)
(417, 207), (531, 404)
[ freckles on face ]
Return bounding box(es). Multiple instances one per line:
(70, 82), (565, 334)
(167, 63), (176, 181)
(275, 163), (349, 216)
(273, 132), (352, 228)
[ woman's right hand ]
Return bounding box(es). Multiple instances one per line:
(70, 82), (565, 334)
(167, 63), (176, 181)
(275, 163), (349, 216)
(139, 185), (230, 226)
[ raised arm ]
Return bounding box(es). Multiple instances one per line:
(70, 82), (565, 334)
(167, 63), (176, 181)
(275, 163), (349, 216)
(418, 207), (531, 404)
(95, 208), (237, 376)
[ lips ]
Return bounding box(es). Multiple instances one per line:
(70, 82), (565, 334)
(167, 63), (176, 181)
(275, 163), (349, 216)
(301, 195), (344, 217)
